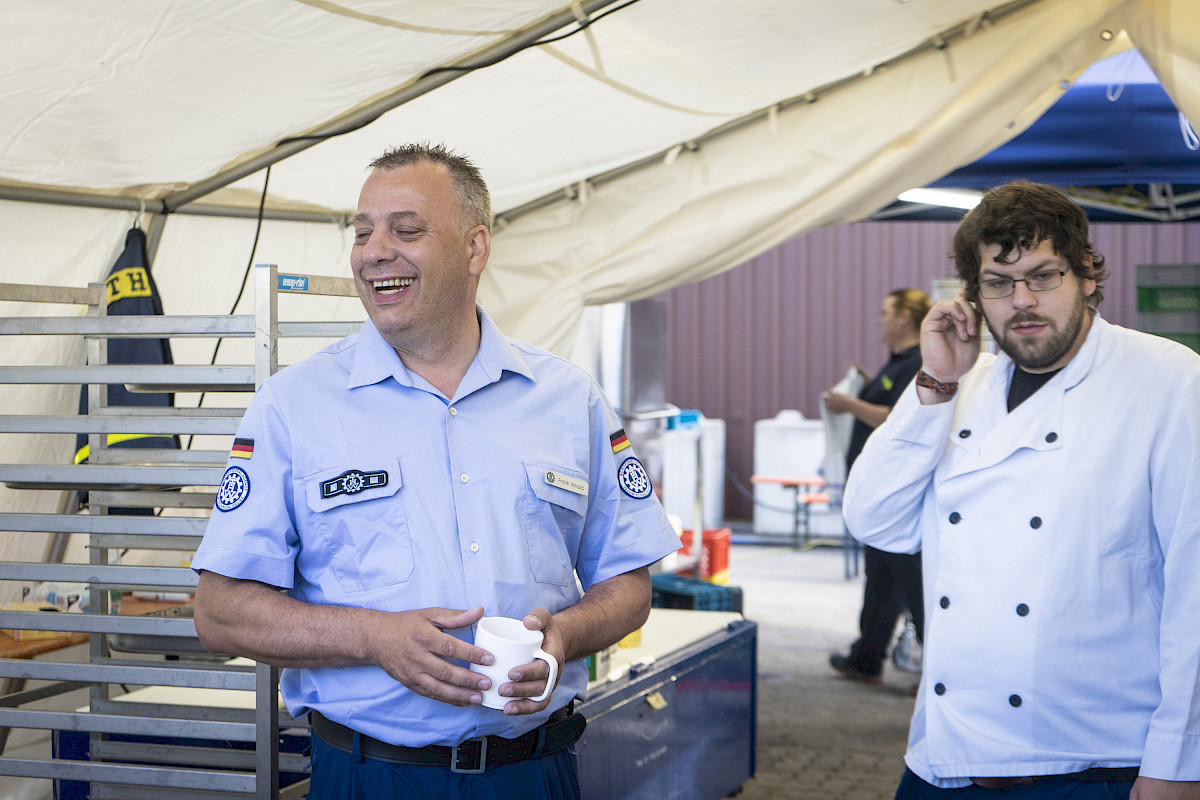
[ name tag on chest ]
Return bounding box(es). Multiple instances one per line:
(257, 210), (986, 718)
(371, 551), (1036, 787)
(544, 470), (588, 496)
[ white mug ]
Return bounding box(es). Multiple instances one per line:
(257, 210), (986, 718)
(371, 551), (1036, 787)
(470, 616), (559, 710)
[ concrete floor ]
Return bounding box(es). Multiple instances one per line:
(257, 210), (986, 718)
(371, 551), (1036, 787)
(723, 535), (917, 800)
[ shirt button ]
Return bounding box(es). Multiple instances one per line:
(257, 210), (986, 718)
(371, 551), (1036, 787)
(934, 683), (946, 696)
(1016, 603), (1029, 617)
(449, 407), (458, 417)
(948, 512), (961, 524)
(1009, 694), (1023, 707)
(470, 542), (480, 553)
(958, 429), (971, 439)
(1029, 516), (1042, 529)
(1045, 432), (1058, 443)
(460, 473), (469, 483)
(940, 596), (950, 609)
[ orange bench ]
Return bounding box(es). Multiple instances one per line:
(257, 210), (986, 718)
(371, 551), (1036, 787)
(750, 475), (830, 549)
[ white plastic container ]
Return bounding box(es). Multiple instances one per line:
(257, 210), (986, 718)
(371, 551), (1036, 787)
(661, 416), (726, 531)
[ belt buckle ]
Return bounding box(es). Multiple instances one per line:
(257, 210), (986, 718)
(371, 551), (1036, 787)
(451, 736), (487, 774)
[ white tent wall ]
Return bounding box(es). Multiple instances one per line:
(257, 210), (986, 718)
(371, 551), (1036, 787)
(480, 0), (1144, 353)
(1131, 0), (1200, 120)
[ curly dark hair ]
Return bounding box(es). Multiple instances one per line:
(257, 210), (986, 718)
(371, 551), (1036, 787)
(952, 181), (1108, 308)
(369, 142), (492, 232)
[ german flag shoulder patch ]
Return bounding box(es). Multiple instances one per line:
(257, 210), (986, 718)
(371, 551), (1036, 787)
(230, 438), (254, 460)
(609, 429), (631, 454)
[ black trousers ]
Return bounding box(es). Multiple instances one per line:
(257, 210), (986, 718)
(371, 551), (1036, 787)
(846, 546), (924, 674)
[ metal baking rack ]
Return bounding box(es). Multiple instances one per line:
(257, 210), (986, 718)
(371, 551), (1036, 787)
(0, 264), (360, 799)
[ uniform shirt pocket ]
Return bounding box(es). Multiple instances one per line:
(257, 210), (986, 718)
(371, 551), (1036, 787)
(523, 461), (588, 586)
(304, 460), (414, 593)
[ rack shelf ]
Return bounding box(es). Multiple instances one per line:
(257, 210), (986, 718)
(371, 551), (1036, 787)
(0, 264), (361, 799)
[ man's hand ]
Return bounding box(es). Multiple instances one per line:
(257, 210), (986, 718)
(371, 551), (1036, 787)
(195, 572), (497, 707)
(918, 291), (981, 402)
(1131, 777), (1200, 800)
(368, 606), (493, 708)
(476, 568), (652, 716)
(823, 392), (855, 415)
(485, 608), (563, 716)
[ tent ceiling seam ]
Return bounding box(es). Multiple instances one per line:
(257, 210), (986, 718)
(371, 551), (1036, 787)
(495, 0), (1048, 225)
(539, 45), (736, 117)
(289, 0), (521, 36)
(570, 1), (606, 74)
(158, 0), (629, 213)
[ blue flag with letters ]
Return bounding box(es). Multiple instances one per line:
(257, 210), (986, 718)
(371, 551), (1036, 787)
(74, 227), (179, 507)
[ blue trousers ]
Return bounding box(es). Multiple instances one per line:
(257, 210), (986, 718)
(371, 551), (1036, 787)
(307, 731), (582, 800)
(896, 768), (1133, 800)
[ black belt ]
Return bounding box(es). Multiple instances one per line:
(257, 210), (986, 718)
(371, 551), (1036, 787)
(310, 704), (586, 775)
(970, 767), (1140, 790)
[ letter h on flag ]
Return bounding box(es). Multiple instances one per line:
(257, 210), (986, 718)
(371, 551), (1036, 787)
(74, 226), (179, 513)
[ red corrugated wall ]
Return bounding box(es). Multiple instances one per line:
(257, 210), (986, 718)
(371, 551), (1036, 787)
(659, 220), (1200, 520)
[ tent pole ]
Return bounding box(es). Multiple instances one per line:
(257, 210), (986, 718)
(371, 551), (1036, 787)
(160, 0), (627, 213)
(0, 184), (350, 224)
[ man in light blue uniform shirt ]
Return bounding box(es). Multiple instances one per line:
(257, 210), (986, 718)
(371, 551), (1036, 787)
(192, 143), (682, 799)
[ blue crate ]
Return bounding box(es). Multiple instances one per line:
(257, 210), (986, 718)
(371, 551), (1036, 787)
(652, 575), (743, 613)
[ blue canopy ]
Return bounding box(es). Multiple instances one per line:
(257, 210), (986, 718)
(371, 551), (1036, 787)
(884, 51), (1200, 221)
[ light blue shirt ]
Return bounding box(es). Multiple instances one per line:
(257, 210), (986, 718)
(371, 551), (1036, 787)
(193, 308), (681, 747)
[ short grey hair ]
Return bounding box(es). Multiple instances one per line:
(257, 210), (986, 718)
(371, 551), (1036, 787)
(368, 142), (492, 232)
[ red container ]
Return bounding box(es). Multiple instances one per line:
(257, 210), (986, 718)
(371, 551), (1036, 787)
(676, 528), (732, 585)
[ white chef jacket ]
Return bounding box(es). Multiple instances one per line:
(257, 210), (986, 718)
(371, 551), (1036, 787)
(844, 316), (1200, 787)
(193, 308), (681, 748)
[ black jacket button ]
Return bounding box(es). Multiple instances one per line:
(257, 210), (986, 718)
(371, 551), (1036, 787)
(1016, 603), (1029, 617)
(949, 512), (961, 524)
(1009, 694), (1022, 707)
(1030, 517), (1042, 529)
(1045, 432), (1058, 443)
(958, 429), (971, 439)
(940, 597), (950, 609)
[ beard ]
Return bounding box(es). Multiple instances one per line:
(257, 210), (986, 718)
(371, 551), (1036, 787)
(986, 291), (1090, 371)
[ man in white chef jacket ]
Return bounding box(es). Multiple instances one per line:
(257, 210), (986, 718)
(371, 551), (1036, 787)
(844, 180), (1200, 800)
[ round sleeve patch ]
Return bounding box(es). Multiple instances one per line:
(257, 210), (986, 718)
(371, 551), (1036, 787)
(617, 456), (653, 499)
(216, 466), (251, 512)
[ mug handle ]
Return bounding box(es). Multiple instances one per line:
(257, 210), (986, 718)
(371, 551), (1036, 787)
(531, 649), (559, 703)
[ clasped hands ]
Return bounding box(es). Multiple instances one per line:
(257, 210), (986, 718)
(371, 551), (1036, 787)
(371, 606), (560, 716)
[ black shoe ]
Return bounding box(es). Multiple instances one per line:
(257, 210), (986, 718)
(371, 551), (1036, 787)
(829, 652), (882, 684)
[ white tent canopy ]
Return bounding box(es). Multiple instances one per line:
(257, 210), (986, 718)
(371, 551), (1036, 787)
(4, 0), (1198, 352)
(2, 7), (1198, 791)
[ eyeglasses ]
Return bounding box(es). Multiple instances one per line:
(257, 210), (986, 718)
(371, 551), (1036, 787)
(978, 269), (1067, 299)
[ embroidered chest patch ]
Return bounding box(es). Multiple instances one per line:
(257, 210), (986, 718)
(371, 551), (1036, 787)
(320, 469), (388, 499)
(617, 456), (653, 499)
